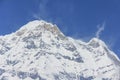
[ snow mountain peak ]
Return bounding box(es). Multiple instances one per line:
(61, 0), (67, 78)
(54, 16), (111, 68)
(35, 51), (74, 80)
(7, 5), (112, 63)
(88, 37), (106, 48)
(0, 20), (120, 80)
(16, 20), (63, 36)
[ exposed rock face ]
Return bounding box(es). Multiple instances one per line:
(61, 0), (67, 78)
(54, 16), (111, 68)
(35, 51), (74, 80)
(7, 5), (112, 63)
(0, 20), (120, 80)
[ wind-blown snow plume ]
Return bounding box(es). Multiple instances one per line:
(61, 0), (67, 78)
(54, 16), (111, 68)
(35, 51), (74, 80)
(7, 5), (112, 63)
(33, 0), (49, 20)
(96, 22), (105, 38)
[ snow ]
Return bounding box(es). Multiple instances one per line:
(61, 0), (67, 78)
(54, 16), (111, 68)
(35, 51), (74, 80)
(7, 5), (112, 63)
(0, 20), (119, 80)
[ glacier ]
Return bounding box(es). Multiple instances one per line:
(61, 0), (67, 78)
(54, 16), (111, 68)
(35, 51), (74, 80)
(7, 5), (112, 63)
(0, 20), (120, 80)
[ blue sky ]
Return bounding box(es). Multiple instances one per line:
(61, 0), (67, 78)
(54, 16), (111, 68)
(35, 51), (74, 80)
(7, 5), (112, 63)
(0, 0), (120, 58)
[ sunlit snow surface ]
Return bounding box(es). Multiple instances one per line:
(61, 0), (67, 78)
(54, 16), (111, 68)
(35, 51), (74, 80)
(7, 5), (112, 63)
(0, 20), (120, 80)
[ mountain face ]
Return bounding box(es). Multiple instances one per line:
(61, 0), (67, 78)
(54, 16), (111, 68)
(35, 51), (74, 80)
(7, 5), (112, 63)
(0, 20), (120, 80)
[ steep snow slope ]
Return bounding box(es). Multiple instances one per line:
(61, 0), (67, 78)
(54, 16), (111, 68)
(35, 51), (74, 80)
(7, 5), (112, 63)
(0, 20), (120, 80)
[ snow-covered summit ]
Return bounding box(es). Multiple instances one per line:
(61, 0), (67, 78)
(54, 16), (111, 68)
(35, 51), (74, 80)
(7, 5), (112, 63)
(88, 37), (106, 47)
(19, 20), (55, 30)
(10, 20), (65, 45)
(0, 20), (120, 80)
(88, 37), (120, 62)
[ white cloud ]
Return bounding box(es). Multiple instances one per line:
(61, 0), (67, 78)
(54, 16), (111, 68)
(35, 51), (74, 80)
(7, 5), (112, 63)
(96, 22), (105, 38)
(33, 0), (49, 20)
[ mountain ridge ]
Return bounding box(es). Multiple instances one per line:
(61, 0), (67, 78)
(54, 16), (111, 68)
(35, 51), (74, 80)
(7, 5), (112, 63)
(0, 20), (119, 80)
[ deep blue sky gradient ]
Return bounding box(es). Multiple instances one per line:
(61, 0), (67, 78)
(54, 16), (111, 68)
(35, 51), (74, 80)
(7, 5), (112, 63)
(0, 0), (120, 58)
